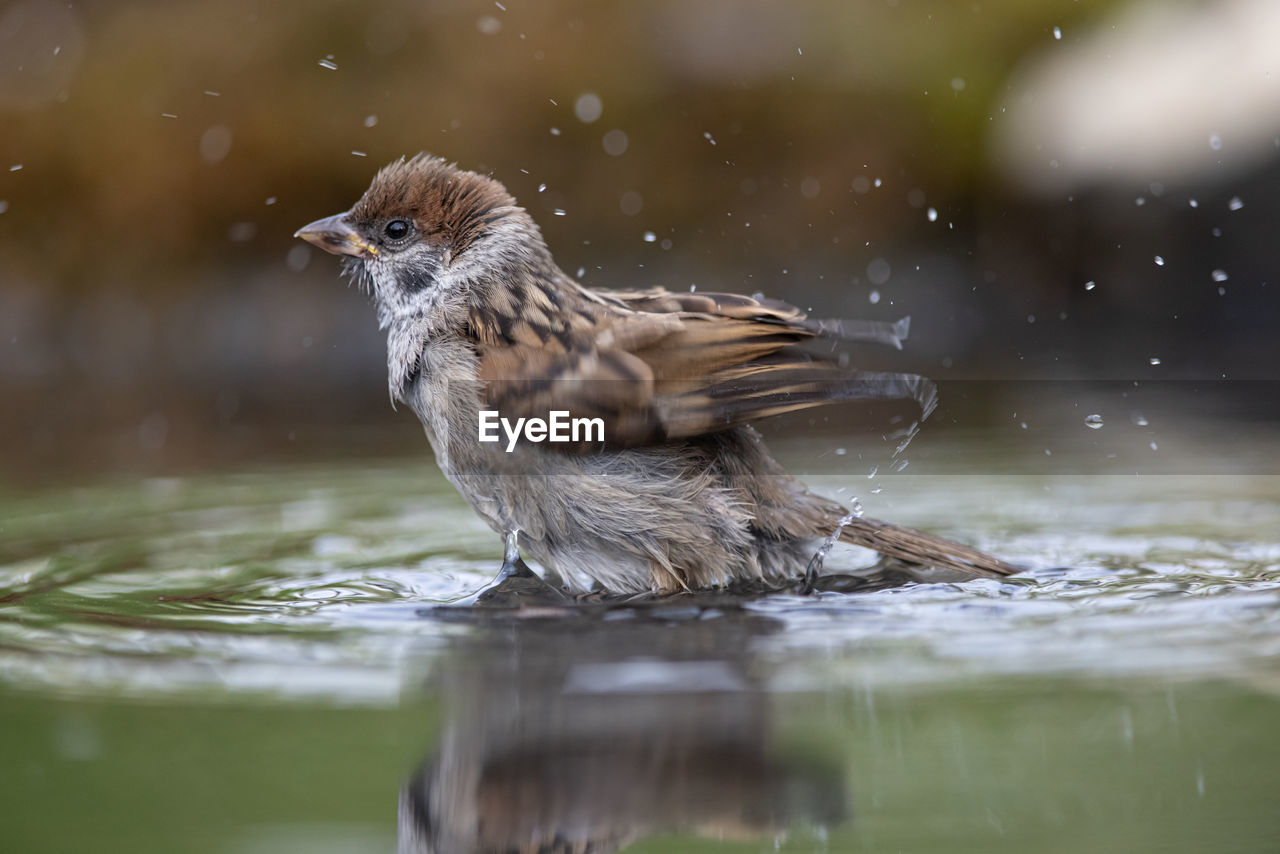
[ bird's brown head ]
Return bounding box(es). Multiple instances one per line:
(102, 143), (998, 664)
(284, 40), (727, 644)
(296, 154), (543, 326)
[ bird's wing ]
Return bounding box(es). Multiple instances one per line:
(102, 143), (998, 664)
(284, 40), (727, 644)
(471, 285), (934, 447)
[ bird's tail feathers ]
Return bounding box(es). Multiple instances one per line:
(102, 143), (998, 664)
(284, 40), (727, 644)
(838, 516), (1016, 577)
(804, 316), (911, 350)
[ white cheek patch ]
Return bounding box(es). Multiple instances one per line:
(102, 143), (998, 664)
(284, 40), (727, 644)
(370, 243), (450, 327)
(368, 213), (545, 329)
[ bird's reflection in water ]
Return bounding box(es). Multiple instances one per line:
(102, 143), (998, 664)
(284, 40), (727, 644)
(399, 607), (846, 853)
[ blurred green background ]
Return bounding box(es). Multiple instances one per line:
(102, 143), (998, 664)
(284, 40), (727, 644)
(3, 0), (1279, 482)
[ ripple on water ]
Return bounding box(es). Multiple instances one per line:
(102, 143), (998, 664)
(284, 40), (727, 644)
(0, 465), (1276, 702)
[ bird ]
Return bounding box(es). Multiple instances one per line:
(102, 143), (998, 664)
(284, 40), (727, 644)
(295, 154), (1014, 596)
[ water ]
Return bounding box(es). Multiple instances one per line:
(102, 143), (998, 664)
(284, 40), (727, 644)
(2, 443), (1278, 852)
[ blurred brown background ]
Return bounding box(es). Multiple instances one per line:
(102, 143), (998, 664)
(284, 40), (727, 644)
(3, 0), (1278, 482)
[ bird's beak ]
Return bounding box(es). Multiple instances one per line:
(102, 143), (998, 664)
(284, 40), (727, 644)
(294, 213), (378, 257)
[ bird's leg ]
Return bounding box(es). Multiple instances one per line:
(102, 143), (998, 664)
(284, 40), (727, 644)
(496, 529), (535, 581)
(799, 548), (825, 595)
(800, 511), (858, 595)
(473, 530), (570, 607)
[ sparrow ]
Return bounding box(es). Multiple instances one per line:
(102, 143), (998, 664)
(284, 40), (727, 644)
(296, 154), (1014, 595)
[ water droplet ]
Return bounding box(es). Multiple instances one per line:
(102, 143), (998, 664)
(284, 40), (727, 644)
(834, 447), (846, 456)
(364, 115), (378, 128)
(0, 200), (10, 214)
(317, 57), (338, 70)
(1153, 255), (1165, 266)
(286, 244), (311, 272)
(199, 125), (233, 164)
(868, 289), (881, 304)
(1228, 196), (1243, 211)
(927, 207), (938, 222)
(660, 239), (672, 250)
(264, 196), (277, 206)
(1135, 196), (1146, 206)
(549, 127), (561, 136)
(867, 258), (891, 285)
(619, 191), (643, 216)
(1188, 198), (1198, 208)
(9, 163), (23, 172)
(1052, 25), (1062, 39)
(1085, 414), (1104, 429)
(574, 92), (603, 123)
(537, 183), (547, 192)
(553, 209), (566, 216)
(1211, 269), (1228, 282)
(1132, 412), (1149, 426)
(351, 150), (367, 157)
(1085, 280), (1096, 291)
(1149, 357), (1162, 366)
(950, 77), (966, 92)
(602, 129), (628, 156)
(476, 14), (502, 35)
(1150, 440), (1159, 451)
(800, 176), (821, 198)
(703, 131), (717, 146)
(1209, 134), (1222, 150)
(642, 231), (656, 243)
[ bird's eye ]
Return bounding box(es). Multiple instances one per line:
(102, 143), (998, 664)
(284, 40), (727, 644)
(383, 219), (411, 241)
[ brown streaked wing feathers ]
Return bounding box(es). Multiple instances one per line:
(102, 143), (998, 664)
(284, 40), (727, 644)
(474, 286), (929, 447)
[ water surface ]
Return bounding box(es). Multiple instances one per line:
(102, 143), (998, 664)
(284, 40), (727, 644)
(2, 441), (1278, 852)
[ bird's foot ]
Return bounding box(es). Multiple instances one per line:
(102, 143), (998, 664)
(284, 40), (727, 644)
(474, 530), (570, 608)
(799, 549), (825, 595)
(494, 529), (535, 582)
